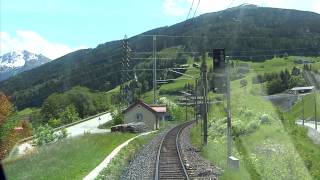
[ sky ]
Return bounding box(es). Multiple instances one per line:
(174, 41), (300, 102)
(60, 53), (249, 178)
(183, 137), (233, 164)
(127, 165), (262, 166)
(1, 0), (320, 59)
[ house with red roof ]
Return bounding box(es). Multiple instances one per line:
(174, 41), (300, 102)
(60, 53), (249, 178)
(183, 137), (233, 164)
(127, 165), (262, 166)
(122, 100), (168, 130)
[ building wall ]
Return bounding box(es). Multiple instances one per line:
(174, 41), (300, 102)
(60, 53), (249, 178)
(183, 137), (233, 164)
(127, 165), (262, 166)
(123, 104), (157, 130)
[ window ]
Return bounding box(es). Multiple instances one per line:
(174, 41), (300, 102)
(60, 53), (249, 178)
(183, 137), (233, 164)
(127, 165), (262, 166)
(136, 113), (143, 121)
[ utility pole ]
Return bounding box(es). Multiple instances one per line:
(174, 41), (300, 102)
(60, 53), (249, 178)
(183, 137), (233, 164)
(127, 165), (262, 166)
(153, 35), (157, 104)
(315, 90), (317, 130)
(186, 95), (188, 121)
(226, 55), (232, 165)
(195, 78), (198, 124)
(201, 58), (208, 145)
(302, 95), (305, 126)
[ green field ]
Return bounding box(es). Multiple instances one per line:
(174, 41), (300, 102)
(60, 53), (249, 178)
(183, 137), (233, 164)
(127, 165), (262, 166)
(3, 133), (135, 180)
(190, 56), (320, 179)
(287, 92), (320, 122)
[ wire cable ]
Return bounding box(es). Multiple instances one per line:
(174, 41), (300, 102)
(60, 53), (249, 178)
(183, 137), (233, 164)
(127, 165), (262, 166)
(186, 0), (195, 20)
(192, 0), (201, 19)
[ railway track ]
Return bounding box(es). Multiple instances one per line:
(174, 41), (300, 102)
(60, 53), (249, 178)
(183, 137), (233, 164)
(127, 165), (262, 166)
(154, 122), (193, 180)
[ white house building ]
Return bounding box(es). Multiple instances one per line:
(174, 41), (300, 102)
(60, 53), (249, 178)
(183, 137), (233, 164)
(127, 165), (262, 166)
(122, 100), (167, 130)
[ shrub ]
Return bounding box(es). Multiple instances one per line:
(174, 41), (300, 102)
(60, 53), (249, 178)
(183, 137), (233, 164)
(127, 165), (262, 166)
(111, 108), (124, 125)
(34, 124), (68, 146)
(48, 118), (62, 128)
(260, 114), (270, 124)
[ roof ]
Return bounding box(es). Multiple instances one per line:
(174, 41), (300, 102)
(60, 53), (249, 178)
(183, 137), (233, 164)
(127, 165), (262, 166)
(150, 106), (167, 113)
(290, 86), (314, 91)
(123, 100), (167, 115)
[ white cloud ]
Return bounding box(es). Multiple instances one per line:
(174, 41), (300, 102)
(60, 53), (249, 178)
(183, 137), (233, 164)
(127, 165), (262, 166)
(0, 31), (87, 59)
(314, 1), (320, 14)
(163, 0), (189, 16)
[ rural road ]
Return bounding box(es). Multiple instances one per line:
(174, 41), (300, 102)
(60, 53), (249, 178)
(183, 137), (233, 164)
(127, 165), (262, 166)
(296, 120), (320, 132)
(66, 113), (112, 137)
(15, 112), (112, 156)
(264, 93), (299, 111)
(296, 120), (320, 144)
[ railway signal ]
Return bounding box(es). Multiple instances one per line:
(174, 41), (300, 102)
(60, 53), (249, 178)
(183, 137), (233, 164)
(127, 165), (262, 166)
(212, 49), (235, 168)
(212, 48), (226, 93)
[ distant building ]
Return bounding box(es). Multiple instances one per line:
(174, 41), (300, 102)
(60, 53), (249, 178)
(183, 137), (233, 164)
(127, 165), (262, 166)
(289, 86), (314, 94)
(122, 100), (167, 130)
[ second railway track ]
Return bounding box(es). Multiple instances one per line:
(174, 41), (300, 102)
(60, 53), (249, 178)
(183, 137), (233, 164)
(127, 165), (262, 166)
(154, 121), (193, 180)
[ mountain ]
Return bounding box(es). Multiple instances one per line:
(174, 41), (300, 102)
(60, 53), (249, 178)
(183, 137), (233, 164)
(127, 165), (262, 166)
(1, 5), (320, 109)
(0, 50), (51, 81)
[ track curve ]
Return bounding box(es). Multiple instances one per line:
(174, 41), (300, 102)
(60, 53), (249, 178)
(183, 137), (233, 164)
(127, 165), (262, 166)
(154, 122), (193, 180)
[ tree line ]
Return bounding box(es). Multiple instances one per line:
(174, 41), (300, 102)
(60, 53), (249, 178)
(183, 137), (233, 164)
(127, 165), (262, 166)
(253, 67), (306, 94)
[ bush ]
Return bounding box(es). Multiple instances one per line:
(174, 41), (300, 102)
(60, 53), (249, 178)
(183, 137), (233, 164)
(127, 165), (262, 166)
(111, 108), (124, 125)
(240, 79), (248, 87)
(59, 105), (79, 124)
(48, 118), (62, 128)
(260, 114), (270, 124)
(34, 124), (68, 146)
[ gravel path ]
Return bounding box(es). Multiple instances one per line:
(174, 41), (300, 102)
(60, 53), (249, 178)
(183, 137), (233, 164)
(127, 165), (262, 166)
(120, 128), (170, 180)
(180, 123), (221, 179)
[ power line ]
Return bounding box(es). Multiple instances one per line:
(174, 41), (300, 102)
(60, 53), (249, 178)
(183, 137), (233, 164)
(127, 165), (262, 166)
(132, 46), (320, 56)
(192, 0), (201, 19)
(132, 57), (190, 60)
(186, 0), (195, 20)
(227, 0), (236, 9)
(135, 34), (320, 40)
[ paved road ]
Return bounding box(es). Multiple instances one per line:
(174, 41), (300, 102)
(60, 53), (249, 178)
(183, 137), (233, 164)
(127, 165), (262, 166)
(296, 120), (320, 132)
(264, 93), (299, 111)
(15, 112), (112, 156)
(296, 120), (320, 144)
(66, 113), (112, 137)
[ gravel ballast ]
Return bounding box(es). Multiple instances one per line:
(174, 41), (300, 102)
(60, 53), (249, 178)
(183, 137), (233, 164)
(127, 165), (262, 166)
(120, 129), (169, 180)
(179, 123), (221, 179)
(121, 122), (221, 180)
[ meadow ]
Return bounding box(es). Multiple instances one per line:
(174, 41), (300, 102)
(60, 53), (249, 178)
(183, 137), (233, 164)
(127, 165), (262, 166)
(3, 133), (135, 180)
(191, 56), (320, 179)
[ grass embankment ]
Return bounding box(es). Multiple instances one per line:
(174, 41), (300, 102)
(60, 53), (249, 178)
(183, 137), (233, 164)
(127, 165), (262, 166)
(283, 92), (320, 179)
(287, 92), (319, 122)
(96, 132), (156, 179)
(191, 57), (320, 179)
(3, 133), (135, 180)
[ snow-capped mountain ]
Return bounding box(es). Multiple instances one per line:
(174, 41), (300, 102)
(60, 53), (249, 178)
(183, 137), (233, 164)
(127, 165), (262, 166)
(0, 50), (51, 81)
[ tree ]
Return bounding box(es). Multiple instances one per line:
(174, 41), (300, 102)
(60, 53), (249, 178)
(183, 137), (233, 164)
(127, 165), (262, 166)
(0, 92), (13, 121)
(291, 66), (300, 76)
(59, 105), (79, 124)
(267, 77), (282, 94)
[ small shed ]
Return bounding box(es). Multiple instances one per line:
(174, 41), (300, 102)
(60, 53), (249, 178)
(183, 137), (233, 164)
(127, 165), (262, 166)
(123, 100), (167, 130)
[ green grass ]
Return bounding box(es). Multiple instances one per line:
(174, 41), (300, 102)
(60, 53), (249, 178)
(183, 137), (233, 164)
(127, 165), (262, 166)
(287, 92), (320, 122)
(281, 111), (320, 179)
(3, 133), (135, 180)
(96, 132), (156, 180)
(190, 56), (319, 179)
(98, 120), (114, 129)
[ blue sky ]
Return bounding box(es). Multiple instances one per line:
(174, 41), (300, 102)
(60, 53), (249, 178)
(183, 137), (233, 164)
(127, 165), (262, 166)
(1, 0), (320, 59)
